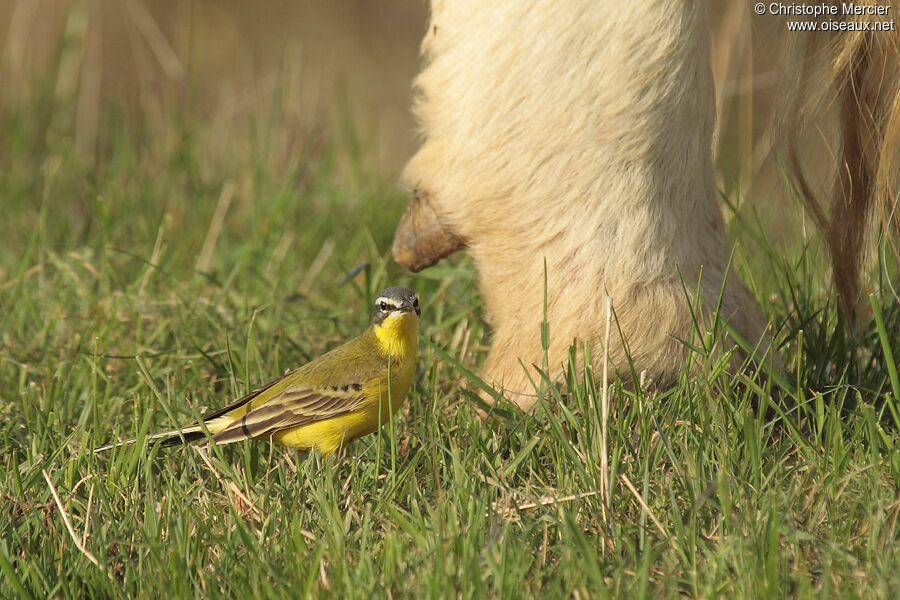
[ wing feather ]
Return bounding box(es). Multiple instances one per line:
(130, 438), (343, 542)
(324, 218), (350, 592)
(155, 371), (296, 448)
(211, 384), (370, 445)
(193, 370), (296, 423)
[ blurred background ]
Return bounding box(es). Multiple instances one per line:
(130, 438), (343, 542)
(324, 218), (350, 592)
(0, 0), (427, 175)
(0, 0), (813, 208)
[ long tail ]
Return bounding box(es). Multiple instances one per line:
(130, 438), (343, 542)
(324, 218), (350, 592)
(93, 426), (207, 453)
(781, 6), (900, 319)
(93, 372), (292, 453)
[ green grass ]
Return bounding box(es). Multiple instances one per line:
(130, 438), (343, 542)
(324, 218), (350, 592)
(2, 98), (900, 599)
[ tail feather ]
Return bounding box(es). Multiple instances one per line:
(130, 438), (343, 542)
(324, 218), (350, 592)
(93, 426), (205, 453)
(157, 429), (208, 448)
(94, 371), (294, 453)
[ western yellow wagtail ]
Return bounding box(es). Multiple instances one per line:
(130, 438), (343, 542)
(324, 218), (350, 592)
(96, 287), (420, 456)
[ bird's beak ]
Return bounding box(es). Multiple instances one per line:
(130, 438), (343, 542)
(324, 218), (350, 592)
(401, 300), (421, 317)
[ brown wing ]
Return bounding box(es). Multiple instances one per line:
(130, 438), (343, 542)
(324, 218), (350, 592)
(211, 384), (370, 445)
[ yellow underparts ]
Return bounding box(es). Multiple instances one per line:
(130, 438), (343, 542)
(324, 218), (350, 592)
(274, 312), (419, 455)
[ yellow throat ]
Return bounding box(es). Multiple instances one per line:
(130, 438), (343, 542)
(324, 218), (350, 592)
(374, 311), (419, 360)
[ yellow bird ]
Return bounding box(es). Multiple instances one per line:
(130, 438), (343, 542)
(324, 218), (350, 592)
(97, 287), (420, 456)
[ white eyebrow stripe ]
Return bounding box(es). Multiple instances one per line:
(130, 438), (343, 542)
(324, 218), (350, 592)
(376, 297), (403, 308)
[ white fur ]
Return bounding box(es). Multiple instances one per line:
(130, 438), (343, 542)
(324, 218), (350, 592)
(401, 0), (770, 408)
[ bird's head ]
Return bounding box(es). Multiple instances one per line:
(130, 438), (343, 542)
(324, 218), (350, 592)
(372, 287), (420, 325)
(371, 287), (420, 352)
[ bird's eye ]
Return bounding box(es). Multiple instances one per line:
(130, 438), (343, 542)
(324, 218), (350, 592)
(379, 301), (389, 311)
